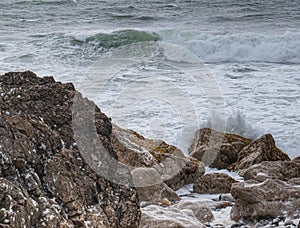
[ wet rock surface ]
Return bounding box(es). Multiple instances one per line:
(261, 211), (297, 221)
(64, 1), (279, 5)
(0, 71), (140, 227)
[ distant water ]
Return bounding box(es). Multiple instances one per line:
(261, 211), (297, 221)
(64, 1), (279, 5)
(0, 0), (299, 158)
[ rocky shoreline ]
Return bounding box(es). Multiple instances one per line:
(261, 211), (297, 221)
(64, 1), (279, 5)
(0, 71), (299, 227)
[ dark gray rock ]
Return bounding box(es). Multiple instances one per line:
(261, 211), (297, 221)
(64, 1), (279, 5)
(0, 71), (141, 227)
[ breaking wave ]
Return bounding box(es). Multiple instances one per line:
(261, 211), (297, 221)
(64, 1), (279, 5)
(160, 30), (300, 63)
(201, 110), (263, 140)
(71, 29), (160, 49)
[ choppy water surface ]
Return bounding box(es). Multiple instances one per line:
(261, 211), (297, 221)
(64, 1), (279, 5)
(0, 0), (299, 157)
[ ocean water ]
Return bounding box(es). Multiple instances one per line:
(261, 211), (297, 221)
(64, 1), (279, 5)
(0, 0), (299, 158)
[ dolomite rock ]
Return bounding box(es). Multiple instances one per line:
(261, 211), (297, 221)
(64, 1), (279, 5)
(241, 159), (300, 182)
(175, 201), (214, 224)
(189, 128), (252, 169)
(112, 124), (205, 191)
(230, 178), (300, 221)
(139, 199), (215, 227)
(131, 167), (180, 204)
(232, 134), (290, 172)
(189, 128), (290, 172)
(0, 71), (140, 227)
(139, 205), (205, 228)
(112, 124), (185, 167)
(193, 173), (238, 194)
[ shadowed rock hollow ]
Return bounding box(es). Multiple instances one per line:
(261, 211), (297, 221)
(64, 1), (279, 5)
(0, 71), (141, 227)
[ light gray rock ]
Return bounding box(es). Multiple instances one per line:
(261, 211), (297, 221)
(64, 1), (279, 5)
(140, 205), (205, 228)
(175, 201), (214, 224)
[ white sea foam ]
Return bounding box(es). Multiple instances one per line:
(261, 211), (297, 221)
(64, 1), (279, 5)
(200, 110), (263, 140)
(160, 30), (300, 63)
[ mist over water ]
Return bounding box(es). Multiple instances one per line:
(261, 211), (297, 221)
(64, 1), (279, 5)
(0, 0), (299, 157)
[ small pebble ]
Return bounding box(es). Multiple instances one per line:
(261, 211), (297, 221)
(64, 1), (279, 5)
(161, 198), (171, 206)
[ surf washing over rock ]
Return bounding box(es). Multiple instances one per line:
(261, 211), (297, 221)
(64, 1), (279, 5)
(1, 0), (299, 159)
(159, 30), (300, 64)
(1, 0), (299, 227)
(0, 71), (299, 227)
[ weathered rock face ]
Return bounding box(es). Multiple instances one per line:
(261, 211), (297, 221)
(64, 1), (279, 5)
(231, 155), (300, 222)
(131, 167), (180, 204)
(0, 71), (140, 227)
(189, 128), (252, 169)
(175, 201), (214, 224)
(112, 124), (185, 167)
(193, 173), (237, 194)
(189, 128), (290, 171)
(139, 204), (206, 228)
(230, 178), (300, 221)
(232, 134), (290, 171)
(241, 160), (300, 182)
(112, 124), (205, 191)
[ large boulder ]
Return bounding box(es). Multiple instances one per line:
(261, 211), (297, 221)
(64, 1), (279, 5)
(241, 159), (300, 182)
(189, 128), (290, 171)
(231, 178), (300, 221)
(193, 173), (238, 194)
(189, 128), (252, 169)
(175, 201), (214, 224)
(131, 167), (180, 204)
(0, 71), (141, 227)
(232, 134), (290, 171)
(112, 124), (205, 191)
(140, 205), (206, 227)
(112, 124), (185, 167)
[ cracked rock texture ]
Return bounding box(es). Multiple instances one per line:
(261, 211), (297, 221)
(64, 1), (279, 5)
(0, 71), (141, 227)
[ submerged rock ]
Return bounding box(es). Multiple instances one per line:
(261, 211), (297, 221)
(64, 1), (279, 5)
(0, 71), (140, 227)
(193, 173), (238, 194)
